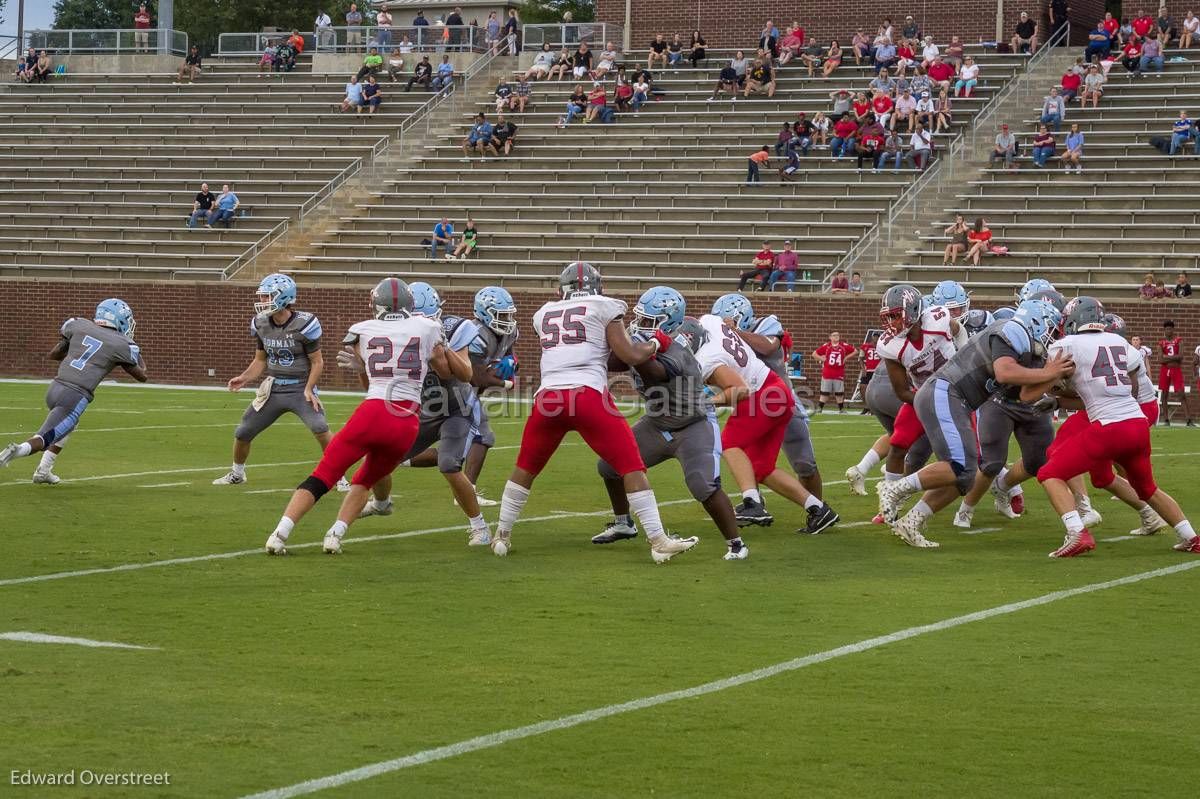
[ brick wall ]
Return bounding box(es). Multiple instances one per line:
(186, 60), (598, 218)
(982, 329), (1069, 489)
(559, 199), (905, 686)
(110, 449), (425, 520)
(1, 280), (1197, 392)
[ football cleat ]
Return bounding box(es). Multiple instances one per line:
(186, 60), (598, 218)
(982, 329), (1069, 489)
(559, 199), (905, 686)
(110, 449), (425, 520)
(322, 534), (342, 554)
(591, 519), (638, 544)
(0, 443), (17, 468)
(876, 478), (917, 525)
(1009, 493), (1025, 515)
(468, 528), (492, 546)
(491, 531), (511, 556)
(1129, 510), (1168, 536)
(801, 502), (839, 535)
(358, 499), (394, 518)
(264, 532), (288, 555)
(474, 487), (498, 507)
(650, 533), (700, 564)
(871, 513), (885, 525)
(844, 465), (868, 496)
(1173, 535), (1200, 553)
(953, 505), (974, 529)
(336, 477), (351, 492)
(734, 498), (774, 527)
(990, 481), (1020, 519)
(32, 469), (60, 485)
(212, 471), (247, 485)
(1080, 507), (1103, 528)
(892, 510), (940, 548)
(723, 540), (750, 560)
(1049, 529), (1096, 558)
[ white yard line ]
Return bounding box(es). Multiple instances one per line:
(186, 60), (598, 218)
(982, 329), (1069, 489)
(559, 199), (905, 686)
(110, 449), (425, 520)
(0, 631), (157, 650)
(245, 488), (295, 495)
(1101, 535), (1140, 543)
(239, 560), (1200, 799)
(960, 527), (1002, 536)
(0, 460), (314, 488)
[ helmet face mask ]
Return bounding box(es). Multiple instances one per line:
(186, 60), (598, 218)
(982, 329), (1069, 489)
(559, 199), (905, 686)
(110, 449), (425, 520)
(675, 317), (708, 354)
(255, 274), (297, 319)
(635, 286), (686, 336)
(880, 285), (922, 335)
(473, 286), (518, 335)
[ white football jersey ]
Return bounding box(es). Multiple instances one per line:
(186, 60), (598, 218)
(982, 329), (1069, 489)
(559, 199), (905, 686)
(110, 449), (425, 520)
(533, 294), (627, 392)
(1049, 332), (1144, 424)
(1133, 359), (1156, 405)
(694, 314), (771, 391)
(875, 306), (957, 389)
(347, 315), (446, 403)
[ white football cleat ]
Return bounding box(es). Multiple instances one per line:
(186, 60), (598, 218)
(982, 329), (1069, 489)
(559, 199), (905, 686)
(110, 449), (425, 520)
(264, 532), (288, 555)
(32, 469), (60, 485)
(1080, 507), (1103, 527)
(990, 481), (1020, 519)
(212, 471), (247, 485)
(892, 510), (940, 548)
(1129, 509), (1168, 536)
(844, 465), (867, 496)
(491, 531), (511, 556)
(358, 499), (393, 518)
(875, 478), (917, 524)
(649, 533), (699, 564)
(322, 534), (342, 554)
(952, 505), (974, 529)
(0, 443), (17, 468)
(336, 477), (351, 492)
(468, 527), (492, 546)
(722, 540), (750, 560)
(473, 488), (498, 507)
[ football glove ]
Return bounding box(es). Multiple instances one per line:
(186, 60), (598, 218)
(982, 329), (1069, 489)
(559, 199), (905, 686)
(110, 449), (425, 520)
(494, 354), (518, 380)
(651, 329), (674, 354)
(336, 348), (361, 370)
(1030, 393), (1058, 414)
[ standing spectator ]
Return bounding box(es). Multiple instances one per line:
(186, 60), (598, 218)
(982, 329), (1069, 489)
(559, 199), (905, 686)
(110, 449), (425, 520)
(1063, 122), (1085, 172)
(450, 218), (478, 261)
(746, 146), (771, 186)
(133, 4), (152, 53)
(1140, 273), (1159, 299)
(738, 241), (775, 290)
(1031, 124), (1056, 168)
(778, 146), (802, 181)
(830, 88), (852, 118)
(767, 239), (799, 291)
(942, 214), (969, 264)
(1139, 33), (1165, 74)
(503, 9), (520, 55)
(830, 113), (858, 160)
(965, 217), (993, 265)
(175, 45), (202, 84)
(1040, 87), (1065, 131)
(1183, 11), (1200, 48)
(346, 4), (364, 52)
(906, 121), (932, 169)
(689, 31), (707, 67)
(760, 20), (780, 58)
(406, 56), (432, 91)
(314, 9), (334, 50)
(461, 113), (493, 160)
(485, 11), (501, 54)
(829, 269), (850, 293)
(1155, 280), (1170, 299)
(1050, 0), (1070, 39)
(954, 56), (979, 97)
(338, 74), (363, 112)
(187, 182), (215, 229)
(647, 34), (669, 69)
(813, 333), (859, 413)
(432, 55), (454, 93)
(849, 272), (865, 294)
(377, 5), (393, 51)
(1079, 65), (1105, 109)
(1011, 11), (1039, 53)
(356, 47), (383, 81)
(429, 217), (454, 260)
(1175, 272), (1193, 297)
(206, 184), (239, 229)
(488, 115), (518, 156)
(359, 75), (381, 114)
(1159, 320), (1194, 426)
(1060, 66), (1082, 102)
(989, 124), (1018, 170)
(1169, 110), (1198, 154)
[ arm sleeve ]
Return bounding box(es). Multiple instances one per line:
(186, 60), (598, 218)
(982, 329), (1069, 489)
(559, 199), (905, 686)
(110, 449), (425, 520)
(299, 314), (323, 352)
(449, 319), (480, 352)
(989, 322), (1029, 361)
(754, 314), (784, 337)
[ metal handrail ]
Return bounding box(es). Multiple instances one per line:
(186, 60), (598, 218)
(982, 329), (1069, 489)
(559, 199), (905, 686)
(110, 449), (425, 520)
(218, 26), (489, 56)
(223, 219), (290, 280)
(0, 35), (18, 63)
(519, 23), (622, 51)
(969, 22), (1071, 151)
(23, 28), (188, 56)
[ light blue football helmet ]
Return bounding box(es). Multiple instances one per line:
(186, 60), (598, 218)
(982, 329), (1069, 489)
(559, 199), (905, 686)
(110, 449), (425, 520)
(95, 298), (135, 339)
(1016, 278), (1055, 304)
(633, 286), (686, 335)
(473, 286), (517, 335)
(931, 280), (970, 318)
(409, 281), (443, 319)
(710, 293), (754, 331)
(255, 273), (298, 318)
(1015, 299), (1062, 349)
(992, 306), (1017, 321)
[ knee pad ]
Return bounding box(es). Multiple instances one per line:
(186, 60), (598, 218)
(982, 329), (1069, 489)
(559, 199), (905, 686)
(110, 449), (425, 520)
(951, 461), (975, 496)
(596, 458), (620, 481)
(979, 457), (1005, 479)
(686, 473), (723, 503)
(297, 475), (330, 501)
(790, 458), (817, 478)
(437, 449), (465, 474)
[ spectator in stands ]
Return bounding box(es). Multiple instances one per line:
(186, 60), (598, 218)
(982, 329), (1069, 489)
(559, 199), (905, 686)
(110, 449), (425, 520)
(406, 57), (433, 91)
(584, 81), (607, 123)
(1169, 110), (1199, 154)
(631, 73), (650, 112)
(175, 46), (202, 84)
(920, 36), (939, 66)
(488, 115), (517, 156)
(954, 56), (979, 97)
(778, 23), (804, 66)
(563, 84), (588, 124)
(906, 121), (932, 169)
(1132, 11), (1155, 41)
(934, 88), (953, 132)
(892, 88), (917, 132)
(494, 77), (513, 112)
(856, 118), (885, 170)
(768, 240), (799, 291)
(818, 40), (843, 78)
(943, 35), (965, 68)
(32, 51), (51, 83)
(745, 59), (776, 98)
(689, 31), (707, 67)
(988, 124), (1018, 170)
(915, 90), (935, 130)
(942, 214), (969, 264)
(485, 11), (501, 54)
(428, 218), (454, 259)
(666, 34), (685, 67)
(345, 4), (364, 52)
(775, 122), (795, 156)
(339, 75), (363, 112)
(829, 269), (850, 293)
(893, 37), (916, 78)
(760, 20), (780, 58)
(879, 128), (903, 171)
(357, 48), (383, 81)
(547, 47), (571, 80)
(503, 9), (520, 55)
(926, 56), (954, 93)
(739, 242), (776, 290)
(965, 218), (993, 266)
(1032, 124), (1056, 167)
(849, 272), (865, 293)
(206, 184), (239, 229)
(1139, 33), (1165, 74)
(1117, 17), (1133, 46)
(778, 146), (802, 181)
(1085, 22), (1111, 62)
(1176, 272), (1193, 297)
(1011, 11), (1039, 53)
(595, 42), (619, 78)
(315, 10), (334, 50)
(730, 50), (749, 86)
(811, 111), (830, 146)
(359, 75), (381, 114)
(830, 88), (852, 118)
(187, 183), (215, 229)
(376, 6), (393, 51)
(432, 55), (454, 93)
(1183, 12), (1199, 48)
(571, 42), (593, 80)
(851, 28), (871, 65)
(873, 37), (897, 74)
(1080, 65), (1105, 109)
(461, 113), (493, 160)
(709, 62), (740, 101)
(134, 4), (152, 53)
(852, 91), (871, 123)
(902, 15), (920, 40)
(256, 39), (277, 75)
(1106, 11), (1123, 41)
(746, 146), (771, 185)
(1140, 274), (1159, 299)
(386, 52), (406, 82)
(274, 37), (299, 72)
(1060, 68), (1081, 105)
(514, 76), (532, 112)
(830, 113), (858, 159)
(909, 65), (932, 97)
(450, 218), (478, 260)
(871, 90), (894, 129)
(1121, 34), (1145, 73)
(1063, 122), (1084, 172)
(648, 34), (669, 69)
(1155, 279), (1170, 299)
(525, 44), (554, 80)
(1040, 87), (1065, 131)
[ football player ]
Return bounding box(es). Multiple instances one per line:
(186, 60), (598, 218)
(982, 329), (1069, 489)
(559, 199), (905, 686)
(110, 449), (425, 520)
(214, 274), (347, 490)
(464, 286), (521, 495)
(0, 299), (147, 480)
(811, 331), (859, 413)
(593, 290), (748, 560)
(264, 278), (467, 555)
(1029, 297), (1200, 556)
(1158, 320), (1193, 426)
(711, 293), (823, 498)
(492, 262), (698, 563)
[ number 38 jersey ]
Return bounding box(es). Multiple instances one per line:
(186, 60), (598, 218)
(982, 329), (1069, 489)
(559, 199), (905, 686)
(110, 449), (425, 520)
(533, 294), (627, 393)
(345, 315), (446, 403)
(1049, 331), (1144, 425)
(694, 314), (771, 391)
(875, 306), (957, 390)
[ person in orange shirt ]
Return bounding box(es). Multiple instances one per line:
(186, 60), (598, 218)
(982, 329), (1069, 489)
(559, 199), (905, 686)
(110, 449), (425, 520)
(747, 146), (771, 185)
(287, 30), (305, 54)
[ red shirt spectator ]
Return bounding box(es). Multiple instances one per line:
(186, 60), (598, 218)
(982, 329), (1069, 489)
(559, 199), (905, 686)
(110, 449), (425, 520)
(134, 7), (151, 29)
(1133, 16), (1154, 37)
(872, 95), (893, 115)
(816, 340), (857, 379)
(853, 99), (870, 118)
(968, 228), (992, 245)
(288, 32), (305, 53)
(833, 118), (858, 139)
(861, 341), (881, 372)
(1104, 16), (1121, 36)
(927, 61), (954, 82)
(1123, 40), (1142, 59)
(1062, 71), (1081, 92)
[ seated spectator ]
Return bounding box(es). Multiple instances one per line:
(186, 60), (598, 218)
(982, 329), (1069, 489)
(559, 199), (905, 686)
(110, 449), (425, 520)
(667, 34), (685, 66)
(286, 29), (305, 55)
(778, 23), (804, 66)
(359, 75), (381, 114)
(488, 115), (517, 156)
(893, 37), (916, 78)
(746, 146), (771, 185)
(850, 272), (865, 293)
(873, 38), (897, 73)
(33, 50), (51, 83)
(1079, 65), (1105, 109)
(562, 84), (588, 125)
(16, 46), (35, 83)
(1032, 124), (1056, 167)
(613, 71), (633, 111)
(768, 240), (799, 291)
(989, 124), (1017, 170)
(450, 219), (479, 260)
(920, 36), (939, 67)
(906, 122), (933, 169)
(405, 56), (433, 91)
(631, 74), (650, 112)
(1139, 33), (1164, 73)
(738, 242), (775, 291)
(429, 218), (454, 260)
(942, 214), (969, 264)
(915, 90), (935, 129)
(461, 113), (493, 160)
(1105, 11), (1122, 40)
(595, 42), (619, 78)
(829, 269), (850, 293)
(965, 217), (993, 266)
(175, 45), (202, 84)
(943, 35), (965, 68)
(729, 50), (749, 86)
(689, 31), (707, 67)
(397, 34), (414, 54)
(1183, 12), (1199, 48)
(811, 111), (830, 146)
(1169, 110), (1199, 154)
(339, 75), (363, 112)
(793, 112), (814, 154)
(820, 40), (843, 78)
(775, 121), (795, 156)
(926, 57), (954, 92)
(494, 78), (513, 113)
(273, 42), (298, 72)
(432, 55), (454, 93)
(954, 56), (979, 97)
(514, 77), (532, 113)
(547, 48), (572, 81)
(257, 41), (276, 74)
(1060, 67), (1082, 102)
(570, 43), (593, 80)
(584, 81), (607, 123)
(894, 88), (917, 132)
(878, 128), (903, 171)
(1120, 35), (1144, 73)
(902, 15), (920, 39)
(852, 91), (871, 123)
(830, 113), (859, 159)
(648, 34), (669, 69)
(1040, 87), (1065, 131)
(709, 62), (740, 101)
(187, 182), (215, 229)
(1012, 11), (1039, 53)
(871, 90), (894, 129)
(356, 47), (383, 81)
(1155, 280), (1169, 299)
(206, 184), (239, 229)
(1117, 17), (1133, 46)
(909, 65), (932, 98)
(1062, 123), (1085, 172)
(525, 43), (555, 80)
(744, 59), (776, 98)
(856, 122), (885, 170)
(830, 88), (852, 118)
(386, 53), (406, 82)
(934, 88), (953, 132)
(868, 68), (894, 97)
(851, 28), (871, 65)
(1132, 12), (1155, 40)
(1140, 274), (1159, 299)
(1175, 272), (1193, 297)
(1085, 22), (1111, 62)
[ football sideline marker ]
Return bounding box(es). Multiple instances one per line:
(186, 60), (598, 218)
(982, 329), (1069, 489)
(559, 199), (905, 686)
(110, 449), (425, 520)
(240, 560), (1200, 799)
(0, 631), (157, 650)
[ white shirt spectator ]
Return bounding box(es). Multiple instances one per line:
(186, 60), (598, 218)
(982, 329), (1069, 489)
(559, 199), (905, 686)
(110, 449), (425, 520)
(910, 129), (932, 151)
(315, 12), (332, 28)
(959, 62), (980, 81)
(922, 41), (939, 61)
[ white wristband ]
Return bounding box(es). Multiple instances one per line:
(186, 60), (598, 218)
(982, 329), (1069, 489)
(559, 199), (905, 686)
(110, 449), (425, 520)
(503, 379), (514, 390)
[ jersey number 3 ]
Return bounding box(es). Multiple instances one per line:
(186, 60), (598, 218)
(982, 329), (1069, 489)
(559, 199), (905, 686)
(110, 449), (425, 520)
(540, 307), (587, 349)
(366, 336), (422, 379)
(1090, 345), (1131, 386)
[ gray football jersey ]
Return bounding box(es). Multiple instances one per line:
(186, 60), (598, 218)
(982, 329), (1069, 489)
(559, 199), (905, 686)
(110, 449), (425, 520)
(420, 315), (481, 419)
(933, 320), (1039, 409)
(636, 340), (713, 432)
(752, 314), (790, 382)
(468, 323), (519, 365)
(53, 318), (139, 400)
(252, 311), (322, 385)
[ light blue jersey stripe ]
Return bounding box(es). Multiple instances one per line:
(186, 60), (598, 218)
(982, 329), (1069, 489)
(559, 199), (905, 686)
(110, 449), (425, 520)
(933, 380), (965, 467)
(706, 410), (723, 479)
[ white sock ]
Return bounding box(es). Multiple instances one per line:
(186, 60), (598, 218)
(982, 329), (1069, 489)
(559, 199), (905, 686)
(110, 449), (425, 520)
(469, 513), (488, 531)
(1175, 520), (1196, 540)
(497, 480), (530, 534)
(902, 473), (923, 491)
(37, 450), (57, 471)
(398, 459), (411, 468)
(1138, 503), (1157, 520)
(14, 442), (32, 458)
(855, 449), (882, 474)
(274, 516), (296, 541)
(994, 468), (1011, 494)
(1010, 482), (1024, 497)
(327, 520), (348, 539)
(914, 499), (934, 517)
(373, 495), (391, 510)
(1074, 491), (1091, 512)
(742, 488), (763, 504)
(803, 495), (822, 510)
(628, 489), (666, 541)
(884, 470), (903, 482)
(1061, 511), (1084, 534)
(615, 513), (634, 528)
(959, 500), (975, 514)
(232, 462), (246, 478)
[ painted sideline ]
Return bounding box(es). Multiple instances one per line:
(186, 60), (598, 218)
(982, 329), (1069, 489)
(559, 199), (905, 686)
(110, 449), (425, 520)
(240, 560), (1200, 799)
(0, 631), (156, 650)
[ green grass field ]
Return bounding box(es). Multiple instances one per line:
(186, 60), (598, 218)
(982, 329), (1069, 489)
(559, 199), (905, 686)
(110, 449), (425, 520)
(1, 379), (1198, 798)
